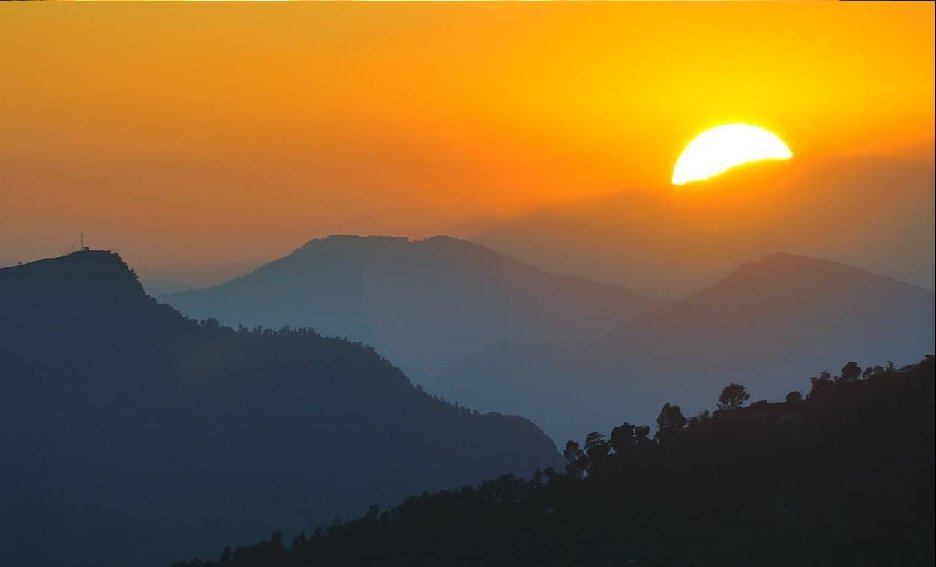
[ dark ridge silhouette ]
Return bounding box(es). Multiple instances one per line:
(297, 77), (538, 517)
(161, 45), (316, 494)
(172, 356), (936, 567)
(163, 235), (652, 382)
(0, 250), (560, 567)
(0, 250), (193, 345)
(437, 252), (935, 442)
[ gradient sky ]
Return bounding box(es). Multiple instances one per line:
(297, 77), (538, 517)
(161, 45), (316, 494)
(1, 2), (933, 266)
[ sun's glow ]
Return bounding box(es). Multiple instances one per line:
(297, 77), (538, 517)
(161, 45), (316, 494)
(672, 124), (793, 186)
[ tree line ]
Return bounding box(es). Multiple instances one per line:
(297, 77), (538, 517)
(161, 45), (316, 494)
(171, 354), (935, 567)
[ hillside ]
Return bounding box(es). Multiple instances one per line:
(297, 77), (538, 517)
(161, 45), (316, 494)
(172, 356), (936, 567)
(437, 253), (935, 442)
(0, 251), (560, 567)
(163, 235), (651, 382)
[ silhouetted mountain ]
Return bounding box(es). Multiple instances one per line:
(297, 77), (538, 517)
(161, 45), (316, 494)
(0, 251), (559, 567)
(172, 356), (936, 567)
(164, 235), (651, 382)
(438, 253), (935, 442)
(0, 251), (191, 346)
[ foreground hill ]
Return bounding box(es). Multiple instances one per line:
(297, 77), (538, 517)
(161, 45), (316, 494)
(163, 235), (651, 382)
(438, 253), (935, 442)
(173, 356), (935, 567)
(0, 251), (559, 567)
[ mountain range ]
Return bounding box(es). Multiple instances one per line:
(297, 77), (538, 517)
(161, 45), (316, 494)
(476, 152), (935, 297)
(0, 251), (559, 567)
(163, 235), (651, 382)
(437, 252), (936, 442)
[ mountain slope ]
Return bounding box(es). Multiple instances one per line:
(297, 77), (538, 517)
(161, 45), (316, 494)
(164, 235), (651, 381)
(437, 253), (935, 442)
(0, 251), (560, 567)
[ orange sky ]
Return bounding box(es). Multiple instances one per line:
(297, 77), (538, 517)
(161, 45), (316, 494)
(1, 2), (933, 265)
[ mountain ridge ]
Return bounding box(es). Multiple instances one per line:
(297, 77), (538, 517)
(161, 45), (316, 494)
(437, 251), (935, 442)
(164, 235), (653, 382)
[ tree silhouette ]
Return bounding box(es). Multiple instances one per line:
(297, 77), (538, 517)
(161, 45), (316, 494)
(840, 361), (862, 382)
(584, 432), (611, 468)
(609, 422), (652, 452)
(610, 422), (636, 453)
(563, 440), (587, 477)
(634, 425), (651, 444)
(717, 383), (750, 410)
(809, 370), (834, 399)
(656, 403), (687, 438)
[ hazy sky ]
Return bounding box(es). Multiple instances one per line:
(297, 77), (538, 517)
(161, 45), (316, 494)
(1, 3), (933, 266)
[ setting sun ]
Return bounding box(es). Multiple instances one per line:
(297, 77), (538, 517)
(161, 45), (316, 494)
(672, 124), (793, 186)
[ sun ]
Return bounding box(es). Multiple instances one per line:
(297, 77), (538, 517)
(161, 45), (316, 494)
(672, 124), (793, 186)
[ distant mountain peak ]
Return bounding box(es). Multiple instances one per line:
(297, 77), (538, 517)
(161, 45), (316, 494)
(717, 251), (920, 295)
(279, 234), (552, 275)
(749, 251), (853, 268)
(291, 234), (486, 260)
(729, 251), (848, 279)
(298, 234), (479, 250)
(312, 234), (410, 244)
